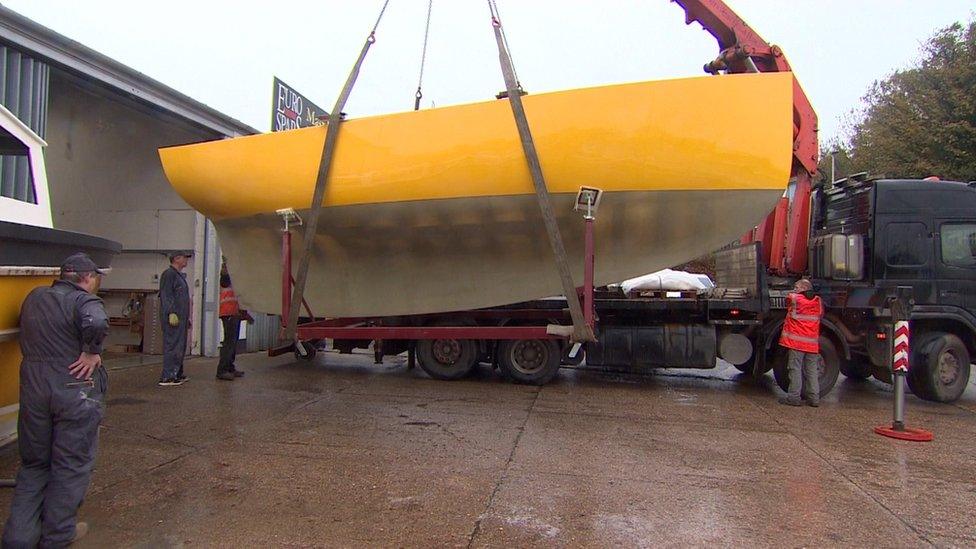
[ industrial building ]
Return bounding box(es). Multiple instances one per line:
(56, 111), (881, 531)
(0, 6), (258, 357)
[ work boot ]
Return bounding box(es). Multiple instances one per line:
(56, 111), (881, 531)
(778, 397), (803, 407)
(158, 378), (185, 386)
(71, 522), (89, 544)
(216, 371), (235, 381)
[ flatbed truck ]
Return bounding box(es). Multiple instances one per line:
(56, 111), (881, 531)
(274, 1), (976, 403)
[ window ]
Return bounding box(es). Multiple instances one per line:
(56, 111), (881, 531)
(885, 222), (928, 266)
(941, 224), (976, 268)
(0, 126), (37, 204)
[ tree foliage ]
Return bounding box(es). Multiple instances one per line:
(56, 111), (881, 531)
(840, 19), (975, 182)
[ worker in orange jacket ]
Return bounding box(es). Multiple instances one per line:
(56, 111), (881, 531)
(216, 273), (251, 381)
(778, 278), (823, 407)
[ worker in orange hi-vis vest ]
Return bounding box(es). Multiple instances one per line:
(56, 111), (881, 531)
(217, 273), (252, 381)
(778, 278), (824, 407)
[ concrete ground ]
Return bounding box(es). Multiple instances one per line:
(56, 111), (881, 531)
(1, 351), (975, 547)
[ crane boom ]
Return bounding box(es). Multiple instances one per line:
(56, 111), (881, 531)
(673, 0), (819, 276)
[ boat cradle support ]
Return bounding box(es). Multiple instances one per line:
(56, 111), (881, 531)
(270, 191), (600, 356)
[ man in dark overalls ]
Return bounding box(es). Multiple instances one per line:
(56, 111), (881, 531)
(2, 252), (109, 548)
(158, 251), (191, 386)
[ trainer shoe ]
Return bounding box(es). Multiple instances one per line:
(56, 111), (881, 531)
(778, 397), (803, 407)
(177, 374), (190, 383)
(158, 378), (185, 386)
(216, 372), (235, 381)
(231, 370), (245, 378)
(807, 399), (820, 407)
(72, 521), (89, 543)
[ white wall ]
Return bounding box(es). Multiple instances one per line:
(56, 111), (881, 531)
(43, 71), (224, 355)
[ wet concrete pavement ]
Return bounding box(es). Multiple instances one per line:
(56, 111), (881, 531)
(1, 351), (975, 547)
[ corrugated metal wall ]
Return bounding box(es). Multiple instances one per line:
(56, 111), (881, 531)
(246, 314), (281, 353)
(0, 44), (48, 203)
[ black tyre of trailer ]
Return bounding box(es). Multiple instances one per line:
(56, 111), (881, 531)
(561, 343), (584, 366)
(294, 341), (317, 361)
(416, 336), (478, 380)
(907, 332), (971, 403)
(754, 345), (775, 375)
(839, 355), (872, 381)
(772, 336), (840, 397)
(498, 339), (561, 385)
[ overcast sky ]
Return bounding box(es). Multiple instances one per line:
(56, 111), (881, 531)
(4, 0), (973, 143)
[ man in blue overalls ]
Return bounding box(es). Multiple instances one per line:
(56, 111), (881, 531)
(158, 251), (191, 386)
(2, 252), (109, 547)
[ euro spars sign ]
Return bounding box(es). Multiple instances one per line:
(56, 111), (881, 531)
(271, 77), (328, 132)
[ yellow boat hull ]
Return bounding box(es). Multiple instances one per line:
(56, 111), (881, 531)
(160, 73), (794, 316)
(0, 272), (57, 444)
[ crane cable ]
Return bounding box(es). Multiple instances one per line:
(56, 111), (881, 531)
(487, 0), (522, 91)
(285, 0), (390, 341)
(368, 0), (390, 37)
(414, 0), (433, 110)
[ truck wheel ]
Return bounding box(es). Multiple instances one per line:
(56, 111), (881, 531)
(417, 336), (478, 380)
(561, 342), (585, 366)
(772, 337), (840, 397)
(294, 341), (317, 361)
(839, 356), (872, 381)
(498, 339), (560, 385)
(908, 332), (971, 403)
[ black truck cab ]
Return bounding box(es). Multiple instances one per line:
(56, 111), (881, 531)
(808, 176), (976, 401)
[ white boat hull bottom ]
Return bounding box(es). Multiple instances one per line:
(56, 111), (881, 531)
(217, 189), (781, 317)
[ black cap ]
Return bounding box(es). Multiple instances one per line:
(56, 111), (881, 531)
(61, 252), (107, 275)
(167, 250), (194, 261)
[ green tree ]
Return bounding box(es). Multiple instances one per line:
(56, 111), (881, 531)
(814, 140), (855, 187)
(844, 19), (976, 181)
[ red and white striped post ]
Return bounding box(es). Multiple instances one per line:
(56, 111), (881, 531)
(874, 292), (933, 442)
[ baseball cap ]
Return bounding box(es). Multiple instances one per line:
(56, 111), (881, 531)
(60, 252), (107, 275)
(167, 250), (194, 261)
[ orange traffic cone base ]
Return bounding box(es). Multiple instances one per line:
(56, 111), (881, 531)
(874, 425), (933, 442)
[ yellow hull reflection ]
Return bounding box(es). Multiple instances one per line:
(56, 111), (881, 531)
(0, 273), (57, 444)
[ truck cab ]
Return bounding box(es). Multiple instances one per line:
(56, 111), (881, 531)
(808, 175), (976, 401)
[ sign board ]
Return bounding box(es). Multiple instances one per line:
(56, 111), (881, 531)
(271, 77), (328, 132)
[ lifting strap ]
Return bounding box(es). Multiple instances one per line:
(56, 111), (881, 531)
(285, 0), (390, 341)
(414, 0), (433, 110)
(487, 1), (595, 343)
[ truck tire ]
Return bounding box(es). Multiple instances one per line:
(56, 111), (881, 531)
(498, 339), (560, 385)
(772, 337), (840, 397)
(416, 336), (478, 380)
(839, 356), (872, 381)
(908, 332), (971, 403)
(294, 340), (317, 361)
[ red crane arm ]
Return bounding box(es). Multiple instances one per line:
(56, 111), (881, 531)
(673, 0), (819, 275)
